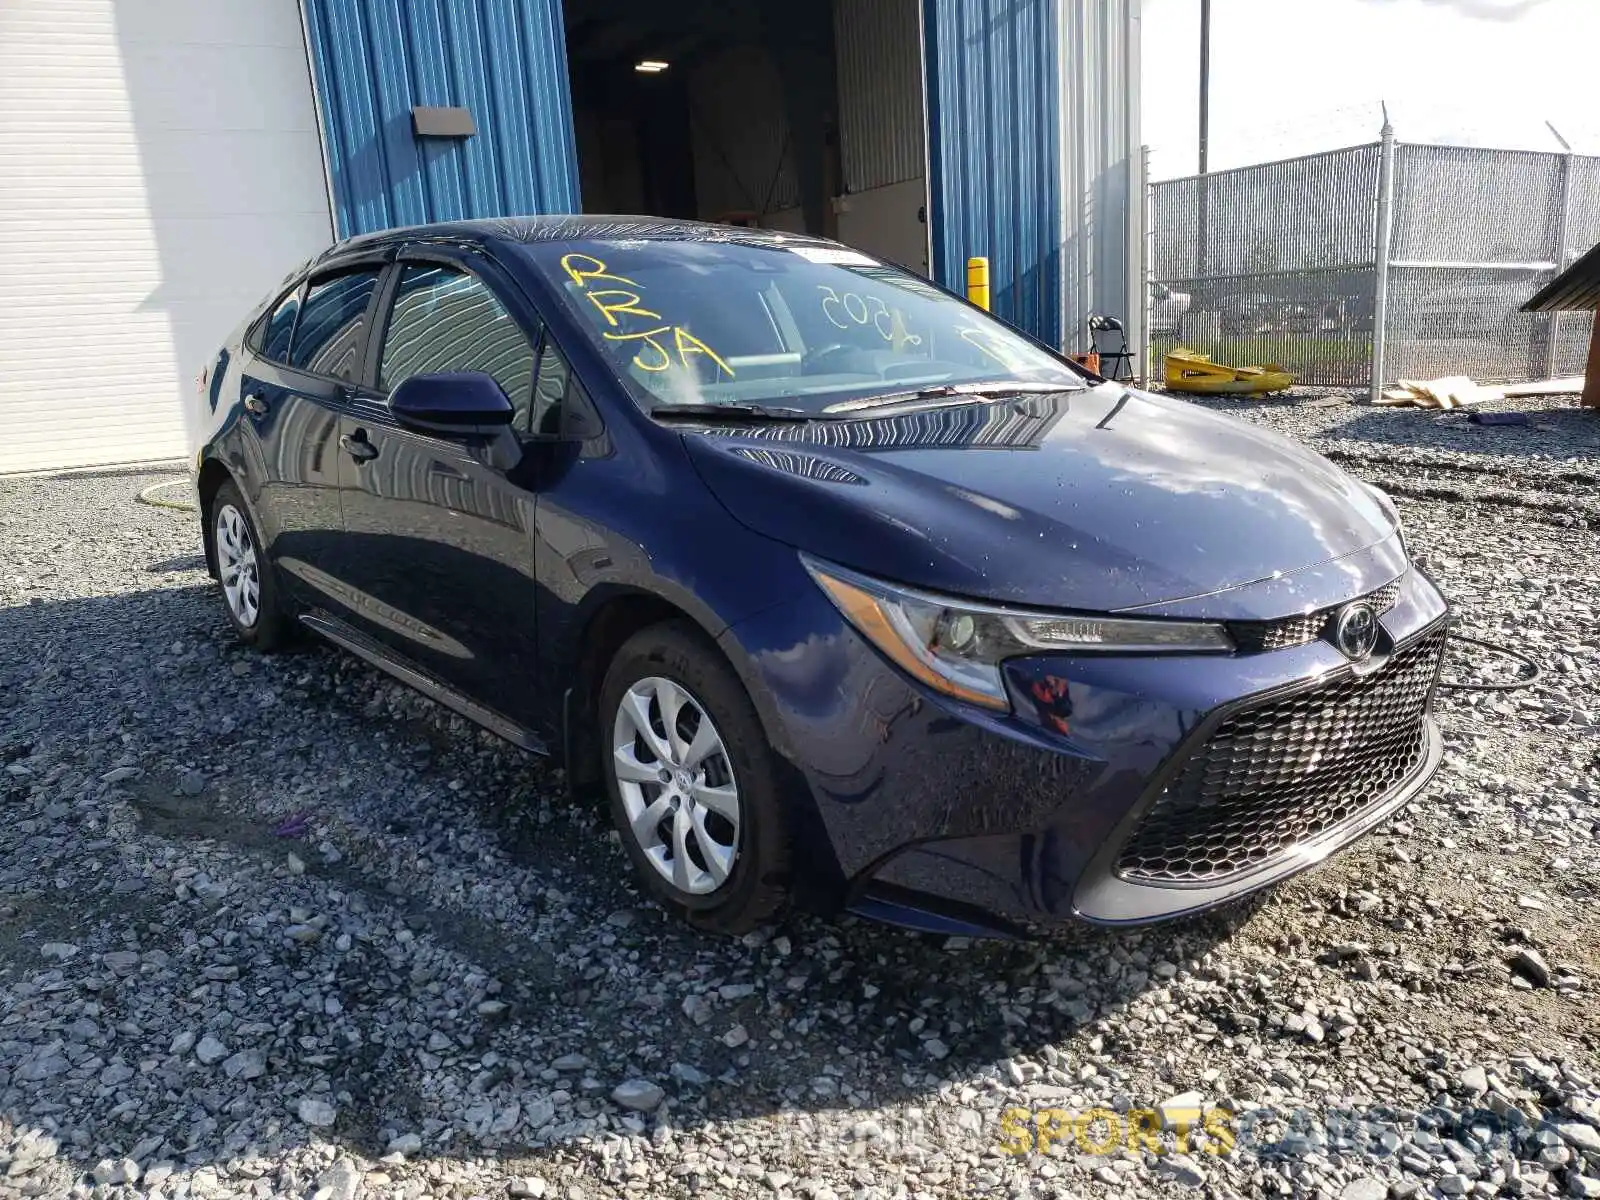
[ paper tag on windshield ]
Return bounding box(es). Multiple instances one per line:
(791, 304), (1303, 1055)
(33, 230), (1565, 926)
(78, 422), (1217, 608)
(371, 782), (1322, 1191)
(787, 246), (877, 267)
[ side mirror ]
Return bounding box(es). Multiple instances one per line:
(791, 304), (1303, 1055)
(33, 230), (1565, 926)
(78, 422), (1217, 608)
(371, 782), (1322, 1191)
(389, 371), (514, 436)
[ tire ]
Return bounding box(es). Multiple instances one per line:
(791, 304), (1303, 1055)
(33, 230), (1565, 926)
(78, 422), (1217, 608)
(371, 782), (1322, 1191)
(208, 480), (292, 652)
(599, 620), (791, 934)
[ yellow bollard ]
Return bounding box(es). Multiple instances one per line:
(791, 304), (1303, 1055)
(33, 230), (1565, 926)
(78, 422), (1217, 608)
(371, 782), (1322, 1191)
(966, 256), (990, 311)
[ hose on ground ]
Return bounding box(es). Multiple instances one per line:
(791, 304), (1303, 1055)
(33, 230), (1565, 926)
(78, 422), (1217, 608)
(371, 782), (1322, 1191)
(137, 478), (197, 513)
(1438, 630), (1541, 693)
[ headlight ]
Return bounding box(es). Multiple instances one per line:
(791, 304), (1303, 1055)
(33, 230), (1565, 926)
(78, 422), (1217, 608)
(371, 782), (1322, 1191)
(1361, 480), (1399, 524)
(802, 556), (1234, 712)
(1360, 481), (1407, 551)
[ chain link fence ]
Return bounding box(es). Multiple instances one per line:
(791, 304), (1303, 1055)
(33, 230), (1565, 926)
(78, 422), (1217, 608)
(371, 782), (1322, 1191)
(1147, 135), (1600, 390)
(1148, 145), (1379, 387)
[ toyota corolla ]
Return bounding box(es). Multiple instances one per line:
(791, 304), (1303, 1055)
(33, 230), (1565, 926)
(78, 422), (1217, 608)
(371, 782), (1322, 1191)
(191, 217), (1449, 937)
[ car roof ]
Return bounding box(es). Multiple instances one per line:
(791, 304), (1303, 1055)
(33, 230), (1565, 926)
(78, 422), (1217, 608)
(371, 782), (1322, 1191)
(319, 215), (838, 265)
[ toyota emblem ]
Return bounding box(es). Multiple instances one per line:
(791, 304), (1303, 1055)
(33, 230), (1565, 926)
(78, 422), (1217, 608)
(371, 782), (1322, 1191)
(1333, 602), (1379, 661)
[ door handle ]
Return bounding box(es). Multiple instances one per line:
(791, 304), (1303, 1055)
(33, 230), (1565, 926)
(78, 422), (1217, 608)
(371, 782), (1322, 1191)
(340, 431), (378, 462)
(243, 393), (269, 416)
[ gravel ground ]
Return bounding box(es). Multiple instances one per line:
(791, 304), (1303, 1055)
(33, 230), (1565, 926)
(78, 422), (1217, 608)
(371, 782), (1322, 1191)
(1, 392), (1597, 1200)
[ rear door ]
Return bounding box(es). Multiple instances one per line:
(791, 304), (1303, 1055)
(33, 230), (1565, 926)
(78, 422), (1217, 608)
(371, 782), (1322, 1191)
(236, 262), (384, 618)
(335, 252), (547, 728)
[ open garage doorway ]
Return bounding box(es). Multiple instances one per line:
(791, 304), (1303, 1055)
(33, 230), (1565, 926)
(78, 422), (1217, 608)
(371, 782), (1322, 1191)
(562, 0), (931, 275)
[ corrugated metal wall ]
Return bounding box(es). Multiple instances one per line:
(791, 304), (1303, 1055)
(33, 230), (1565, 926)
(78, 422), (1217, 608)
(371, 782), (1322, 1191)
(301, 0), (580, 236)
(1059, 0), (1141, 356)
(923, 0), (1140, 349)
(688, 45), (801, 219)
(295, 0), (1139, 352)
(834, 0), (924, 193)
(923, 0), (1061, 343)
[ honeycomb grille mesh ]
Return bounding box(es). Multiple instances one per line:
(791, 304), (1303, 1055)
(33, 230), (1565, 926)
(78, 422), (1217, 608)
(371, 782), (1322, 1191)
(1116, 628), (1446, 885)
(1229, 575), (1404, 654)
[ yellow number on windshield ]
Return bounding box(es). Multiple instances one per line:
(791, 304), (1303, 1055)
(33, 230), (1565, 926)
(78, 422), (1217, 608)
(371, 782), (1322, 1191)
(817, 285), (921, 346)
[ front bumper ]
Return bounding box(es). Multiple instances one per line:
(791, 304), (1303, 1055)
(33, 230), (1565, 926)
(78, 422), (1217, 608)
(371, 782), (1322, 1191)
(721, 551), (1450, 933)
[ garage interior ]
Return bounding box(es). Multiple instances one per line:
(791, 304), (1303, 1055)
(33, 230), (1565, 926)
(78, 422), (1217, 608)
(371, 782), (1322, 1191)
(562, 0), (931, 275)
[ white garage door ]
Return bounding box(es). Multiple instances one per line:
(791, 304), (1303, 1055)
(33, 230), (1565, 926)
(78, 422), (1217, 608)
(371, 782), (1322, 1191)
(0, 0), (334, 474)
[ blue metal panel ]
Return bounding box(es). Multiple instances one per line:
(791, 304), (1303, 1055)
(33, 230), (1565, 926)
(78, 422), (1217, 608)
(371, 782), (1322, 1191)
(302, 0), (580, 236)
(923, 0), (1062, 346)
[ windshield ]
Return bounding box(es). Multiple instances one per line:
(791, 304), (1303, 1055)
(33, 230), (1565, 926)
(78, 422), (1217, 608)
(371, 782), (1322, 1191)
(516, 238), (1085, 414)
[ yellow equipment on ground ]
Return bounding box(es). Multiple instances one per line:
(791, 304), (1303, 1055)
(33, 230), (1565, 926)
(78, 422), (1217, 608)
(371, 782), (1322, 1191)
(1164, 347), (1294, 395)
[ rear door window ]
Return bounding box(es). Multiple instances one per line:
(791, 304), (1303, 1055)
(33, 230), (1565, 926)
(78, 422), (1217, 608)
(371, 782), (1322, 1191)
(378, 264), (536, 425)
(290, 268), (382, 380)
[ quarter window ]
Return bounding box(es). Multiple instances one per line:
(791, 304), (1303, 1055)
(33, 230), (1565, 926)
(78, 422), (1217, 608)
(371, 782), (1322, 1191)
(259, 287), (301, 363)
(527, 338), (572, 436)
(379, 265), (535, 423)
(290, 268), (382, 380)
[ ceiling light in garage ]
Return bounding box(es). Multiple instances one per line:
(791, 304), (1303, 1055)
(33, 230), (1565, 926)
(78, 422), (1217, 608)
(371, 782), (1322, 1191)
(634, 60), (669, 73)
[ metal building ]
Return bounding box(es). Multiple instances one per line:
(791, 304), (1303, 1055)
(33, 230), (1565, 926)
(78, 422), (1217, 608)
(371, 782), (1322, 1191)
(0, 0), (1142, 474)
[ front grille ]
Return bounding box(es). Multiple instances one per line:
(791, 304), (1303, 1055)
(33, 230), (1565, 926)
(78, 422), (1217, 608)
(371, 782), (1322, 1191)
(1116, 628), (1446, 884)
(1229, 575), (1404, 654)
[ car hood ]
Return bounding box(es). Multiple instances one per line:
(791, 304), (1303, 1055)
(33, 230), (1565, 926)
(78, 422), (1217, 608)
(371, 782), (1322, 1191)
(680, 384), (1397, 614)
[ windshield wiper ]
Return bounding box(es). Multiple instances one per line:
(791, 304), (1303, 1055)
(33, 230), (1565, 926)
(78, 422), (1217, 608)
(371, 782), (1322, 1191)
(649, 402), (813, 422)
(821, 379), (1080, 415)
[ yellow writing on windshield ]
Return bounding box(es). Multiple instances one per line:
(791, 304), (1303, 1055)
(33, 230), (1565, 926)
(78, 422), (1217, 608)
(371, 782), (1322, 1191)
(583, 288), (662, 327)
(817, 285), (923, 347)
(959, 325), (1030, 370)
(560, 252), (639, 289)
(603, 327), (674, 372)
(673, 327), (734, 376)
(601, 327), (734, 377)
(565, 253), (734, 378)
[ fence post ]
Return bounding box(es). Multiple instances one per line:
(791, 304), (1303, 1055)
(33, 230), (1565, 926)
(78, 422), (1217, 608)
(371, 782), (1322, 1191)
(1140, 144), (1153, 386)
(1369, 120), (1397, 402)
(1547, 151), (1575, 380)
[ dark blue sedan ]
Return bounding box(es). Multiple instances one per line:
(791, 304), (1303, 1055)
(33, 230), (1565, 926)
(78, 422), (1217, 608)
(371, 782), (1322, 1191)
(192, 217), (1448, 937)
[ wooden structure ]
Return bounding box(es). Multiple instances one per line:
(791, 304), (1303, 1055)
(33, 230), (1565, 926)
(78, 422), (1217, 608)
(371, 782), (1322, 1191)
(1523, 240), (1600, 409)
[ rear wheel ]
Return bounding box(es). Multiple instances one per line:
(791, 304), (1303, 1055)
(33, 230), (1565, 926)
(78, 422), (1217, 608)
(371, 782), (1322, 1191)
(209, 480), (291, 651)
(599, 621), (790, 934)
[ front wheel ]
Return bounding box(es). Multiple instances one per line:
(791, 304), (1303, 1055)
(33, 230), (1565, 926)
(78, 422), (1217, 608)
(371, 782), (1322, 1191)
(599, 621), (791, 934)
(208, 480), (291, 652)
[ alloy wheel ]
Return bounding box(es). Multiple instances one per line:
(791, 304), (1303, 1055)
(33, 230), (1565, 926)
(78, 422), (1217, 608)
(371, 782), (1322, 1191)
(215, 502), (261, 628)
(611, 676), (740, 895)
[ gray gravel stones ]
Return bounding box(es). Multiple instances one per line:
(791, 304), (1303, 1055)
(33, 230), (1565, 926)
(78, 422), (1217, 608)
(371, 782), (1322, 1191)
(222, 1046), (267, 1080)
(297, 1097), (338, 1127)
(317, 1158), (361, 1200)
(386, 1131), (423, 1156)
(1559, 1121), (1600, 1154)
(1457, 1064), (1490, 1096)
(610, 1078), (666, 1111)
(1514, 946), (1556, 987)
(2, 429), (1598, 1200)
(91, 1157), (139, 1186)
(1153, 1153), (1207, 1187)
(193, 1033), (228, 1065)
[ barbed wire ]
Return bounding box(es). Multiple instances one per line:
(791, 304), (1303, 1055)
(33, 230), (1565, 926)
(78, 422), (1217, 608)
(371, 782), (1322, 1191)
(1149, 101), (1600, 180)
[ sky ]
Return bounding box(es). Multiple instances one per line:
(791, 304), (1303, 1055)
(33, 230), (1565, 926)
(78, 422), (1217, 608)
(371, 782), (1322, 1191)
(1141, 0), (1600, 179)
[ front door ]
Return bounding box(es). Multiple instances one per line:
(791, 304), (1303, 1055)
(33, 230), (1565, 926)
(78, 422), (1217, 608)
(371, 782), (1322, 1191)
(336, 256), (547, 729)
